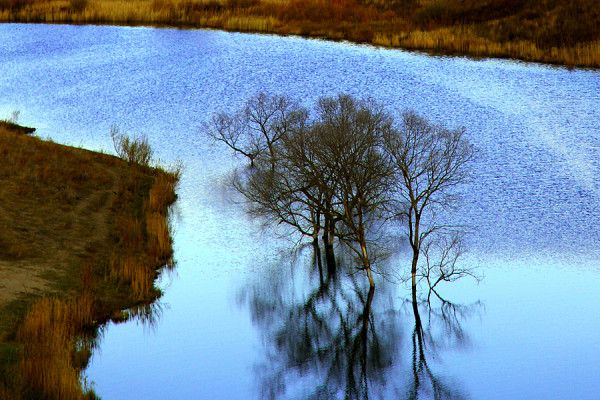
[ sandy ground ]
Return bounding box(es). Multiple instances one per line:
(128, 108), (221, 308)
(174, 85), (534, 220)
(0, 261), (51, 305)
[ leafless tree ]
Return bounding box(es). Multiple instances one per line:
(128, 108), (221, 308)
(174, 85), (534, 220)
(384, 112), (475, 292)
(207, 92), (307, 167)
(240, 151), (323, 240)
(308, 95), (395, 288)
(230, 95), (395, 287)
(214, 94), (475, 292)
(277, 122), (341, 269)
(420, 232), (481, 303)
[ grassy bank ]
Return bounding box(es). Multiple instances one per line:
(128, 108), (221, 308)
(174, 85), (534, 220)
(0, 0), (598, 68)
(0, 122), (178, 399)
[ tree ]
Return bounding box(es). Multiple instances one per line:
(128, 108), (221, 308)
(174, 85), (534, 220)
(309, 95), (394, 288)
(383, 111), (475, 292)
(213, 93), (475, 292)
(207, 92), (307, 167)
(230, 95), (394, 287)
(420, 232), (480, 302)
(275, 121), (341, 271)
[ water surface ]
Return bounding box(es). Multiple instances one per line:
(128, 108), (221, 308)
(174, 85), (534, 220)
(0, 23), (599, 399)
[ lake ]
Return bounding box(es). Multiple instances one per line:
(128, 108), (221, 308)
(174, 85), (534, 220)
(1, 23), (599, 399)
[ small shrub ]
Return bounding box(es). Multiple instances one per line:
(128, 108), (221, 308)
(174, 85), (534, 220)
(110, 125), (153, 167)
(9, 110), (19, 123)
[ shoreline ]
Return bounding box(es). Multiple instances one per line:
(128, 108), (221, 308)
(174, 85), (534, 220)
(0, 122), (179, 399)
(0, 1), (598, 69)
(3, 20), (597, 72)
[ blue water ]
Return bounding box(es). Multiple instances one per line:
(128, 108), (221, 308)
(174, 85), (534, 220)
(0, 23), (599, 399)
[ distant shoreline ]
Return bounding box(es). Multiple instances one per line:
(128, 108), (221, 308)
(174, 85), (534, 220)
(0, 0), (598, 69)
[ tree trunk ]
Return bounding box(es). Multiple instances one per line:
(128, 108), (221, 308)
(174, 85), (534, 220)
(411, 212), (420, 292)
(311, 209), (320, 245)
(361, 240), (375, 289)
(313, 240), (324, 285)
(366, 267), (375, 288)
(411, 252), (419, 292)
(323, 215), (336, 275)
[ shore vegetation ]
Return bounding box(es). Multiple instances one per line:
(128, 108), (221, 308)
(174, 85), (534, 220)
(0, 0), (598, 68)
(0, 121), (178, 399)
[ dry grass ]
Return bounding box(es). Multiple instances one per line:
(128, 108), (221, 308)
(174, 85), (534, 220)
(373, 28), (600, 67)
(0, 123), (178, 399)
(0, 120), (35, 135)
(17, 295), (94, 400)
(0, 0), (598, 67)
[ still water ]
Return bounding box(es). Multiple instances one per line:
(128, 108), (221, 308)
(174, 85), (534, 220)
(1, 23), (599, 399)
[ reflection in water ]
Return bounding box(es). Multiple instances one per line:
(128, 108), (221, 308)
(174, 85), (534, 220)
(112, 299), (168, 331)
(240, 245), (399, 399)
(240, 245), (482, 400)
(2, 288), (169, 400)
(406, 291), (482, 399)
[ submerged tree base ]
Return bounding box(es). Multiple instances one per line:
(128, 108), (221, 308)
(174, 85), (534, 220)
(0, 123), (178, 399)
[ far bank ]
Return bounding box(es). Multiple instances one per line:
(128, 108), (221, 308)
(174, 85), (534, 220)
(0, 0), (598, 68)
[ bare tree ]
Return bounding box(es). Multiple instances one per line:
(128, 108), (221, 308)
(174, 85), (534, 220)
(277, 122), (342, 270)
(420, 232), (481, 303)
(207, 92), (307, 167)
(240, 153), (324, 240)
(229, 94), (396, 287)
(384, 112), (475, 292)
(214, 94), (475, 292)
(309, 95), (395, 288)
(210, 111), (260, 166)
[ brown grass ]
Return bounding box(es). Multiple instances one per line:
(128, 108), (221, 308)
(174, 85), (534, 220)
(0, 123), (178, 399)
(0, 120), (35, 135)
(17, 295), (94, 400)
(0, 0), (598, 67)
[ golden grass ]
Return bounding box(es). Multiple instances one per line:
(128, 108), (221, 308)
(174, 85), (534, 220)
(0, 123), (178, 399)
(17, 295), (94, 400)
(372, 28), (600, 67)
(0, 0), (598, 67)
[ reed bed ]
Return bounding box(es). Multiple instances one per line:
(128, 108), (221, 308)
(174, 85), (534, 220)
(17, 295), (94, 400)
(0, 0), (598, 67)
(373, 29), (600, 67)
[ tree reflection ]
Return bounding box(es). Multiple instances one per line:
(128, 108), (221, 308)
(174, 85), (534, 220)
(241, 246), (482, 400)
(405, 289), (482, 399)
(241, 245), (399, 400)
